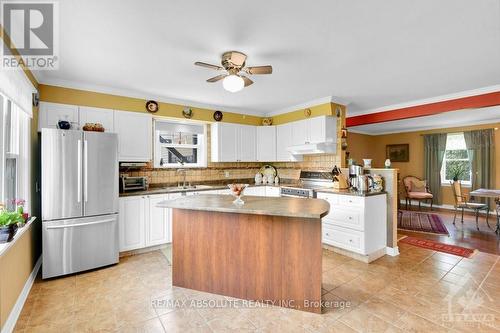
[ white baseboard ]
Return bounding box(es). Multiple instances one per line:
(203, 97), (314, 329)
(1, 256), (42, 333)
(386, 246), (400, 256)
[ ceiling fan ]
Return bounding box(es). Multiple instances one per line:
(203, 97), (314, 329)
(195, 51), (272, 92)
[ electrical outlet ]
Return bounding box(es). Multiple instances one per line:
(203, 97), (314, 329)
(224, 171), (230, 178)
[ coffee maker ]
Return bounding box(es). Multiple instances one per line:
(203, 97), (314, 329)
(349, 164), (364, 190)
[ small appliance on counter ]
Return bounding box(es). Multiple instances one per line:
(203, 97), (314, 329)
(348, 164), (364, 190)
(120, 175), (149, 192)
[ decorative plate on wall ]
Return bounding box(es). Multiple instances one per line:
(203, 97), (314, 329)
(213, 110), (223, 121)
(262, 117), (273, 126)
(304, 108), (311, 117)
(182, 107), (193, 118)
(146, 100), (159, 113)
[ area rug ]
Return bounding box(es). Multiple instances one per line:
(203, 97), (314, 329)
(399, 236), (477, 258)
(398, 210), (449, 235)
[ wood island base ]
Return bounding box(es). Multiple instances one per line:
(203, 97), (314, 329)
(172, 209), (323, 313)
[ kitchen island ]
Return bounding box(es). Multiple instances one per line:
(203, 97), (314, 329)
(158, 194), (329, 313)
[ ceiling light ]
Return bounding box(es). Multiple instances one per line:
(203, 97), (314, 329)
(222, 75), (244, 93)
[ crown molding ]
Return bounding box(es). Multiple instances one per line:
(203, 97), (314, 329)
(265, 96), (349, 117)
(38, 78), (266, 117)
(348, 85), (500, 116)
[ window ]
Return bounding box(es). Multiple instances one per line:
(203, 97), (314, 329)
(0, 95), (31, 212)
(154, 120), (207, 168)
(440, 133), (471, 186)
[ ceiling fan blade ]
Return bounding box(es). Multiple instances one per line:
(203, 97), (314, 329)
(195, 61), (224, 71)
(206, 74), (227, 82)
(245, 65), (273, 75)
(242, 76), (253, 87)
(230, 52), (247, 66)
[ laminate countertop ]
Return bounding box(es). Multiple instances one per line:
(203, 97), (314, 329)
(157, 194), (330, 219)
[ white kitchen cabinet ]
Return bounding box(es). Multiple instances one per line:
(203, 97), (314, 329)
(211, 123), (238, 162)
(265, 186), (281, 197)
(118, 196), (146, 251)
(290, 116), (336, 145)
(147, 194), (169, 246)
(211, 123), (256, 162)
(291, 119), (307, 146)
(238, 125), (257, 161)
(119, 193), (175, 252)
(79, 106), (115, 132)
(276, 123), (302, 162)
(38, 102), (79, 131)
(244, 186), (266, 196)
(114, 110), (152, 162)
(256, 126), (276, 162)
(316, 192), (386, 259)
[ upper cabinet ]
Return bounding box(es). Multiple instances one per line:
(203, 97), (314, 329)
(38, 102), (79, 131)
(114, 111), (152, 162)
(211, 123), (256, 162)
(256, 126), (276, 162)
(79, 106), (115, 132)
(290, 116), (337, 145)
(276, 123), (302, 162)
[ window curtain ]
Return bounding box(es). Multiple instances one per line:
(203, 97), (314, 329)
(424, 133), (447, 205)
(464, 129), (495, 204)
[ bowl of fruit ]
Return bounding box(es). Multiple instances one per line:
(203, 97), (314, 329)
(228, 184), (248, 205)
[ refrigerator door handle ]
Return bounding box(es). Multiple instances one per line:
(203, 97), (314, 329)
(84, 139), (88, 202)
(45, 218), (115, 229)
(77, 139), (82, 203)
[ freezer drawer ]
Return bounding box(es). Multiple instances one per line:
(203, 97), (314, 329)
(42, 214), (119, 279)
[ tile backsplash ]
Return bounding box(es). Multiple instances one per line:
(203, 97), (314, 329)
(121, 119), (343, 185)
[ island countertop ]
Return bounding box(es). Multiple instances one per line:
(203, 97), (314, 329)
(158, 194), (330, 219)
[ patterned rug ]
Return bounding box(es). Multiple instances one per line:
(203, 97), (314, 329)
(398, 210), (449, 235)
(399, 236), (476, 258)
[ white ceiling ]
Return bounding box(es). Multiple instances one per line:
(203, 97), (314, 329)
(349, 106), (500, 135)
(34, 0), (500, 116)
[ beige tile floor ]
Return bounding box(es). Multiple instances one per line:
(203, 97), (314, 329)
(14, 242), (500, 333)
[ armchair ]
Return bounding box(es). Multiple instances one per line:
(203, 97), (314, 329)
(402, 176), (434, 210)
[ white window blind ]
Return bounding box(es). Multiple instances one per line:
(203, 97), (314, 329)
(0, 41), (36, 117)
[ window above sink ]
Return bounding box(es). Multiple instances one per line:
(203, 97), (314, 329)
(154, 119), (207, 168)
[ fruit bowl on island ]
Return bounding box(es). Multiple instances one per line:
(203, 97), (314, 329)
(228, 184), (249, 205)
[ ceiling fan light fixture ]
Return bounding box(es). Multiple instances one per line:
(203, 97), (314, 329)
(222, 74), (244, 92)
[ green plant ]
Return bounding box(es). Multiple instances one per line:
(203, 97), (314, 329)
(449, 163), (468, 182)
(0, 210), (24, 227)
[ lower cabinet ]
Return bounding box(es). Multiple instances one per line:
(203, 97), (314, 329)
(317, 192), (387, 256)
(118, 194), (171, 252)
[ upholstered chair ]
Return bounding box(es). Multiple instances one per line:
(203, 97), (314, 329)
(402, 176), (434, 210)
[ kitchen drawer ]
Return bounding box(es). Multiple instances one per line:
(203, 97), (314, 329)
(338, 195), (364, 207)
(323, 208), (364, 231)
(322, 224), (364, 254)
(316, 192), (339, 205)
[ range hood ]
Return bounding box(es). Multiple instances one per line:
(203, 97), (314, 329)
(287, 142), (337, 155)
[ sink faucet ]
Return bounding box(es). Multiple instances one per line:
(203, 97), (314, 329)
(177, 169), (188, 189)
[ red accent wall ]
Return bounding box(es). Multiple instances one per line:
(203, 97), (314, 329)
(346, 91), (500, 127)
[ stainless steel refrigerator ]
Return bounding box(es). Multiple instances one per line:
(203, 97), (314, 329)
(42, 128), (119, 279)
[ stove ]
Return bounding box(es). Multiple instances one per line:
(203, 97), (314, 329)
(280, 171), (335, 198)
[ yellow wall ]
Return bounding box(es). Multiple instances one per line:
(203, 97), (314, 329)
(39, 84), (263, 126)
(0, 220), (41, 329)
(348, 123), (500, 206)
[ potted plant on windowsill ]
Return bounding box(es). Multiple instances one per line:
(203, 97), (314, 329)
(0, 209), (23, 243)
(449, 163), (467, 182)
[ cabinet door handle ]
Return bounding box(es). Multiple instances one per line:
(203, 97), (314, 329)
(348, 216), (353, 220)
